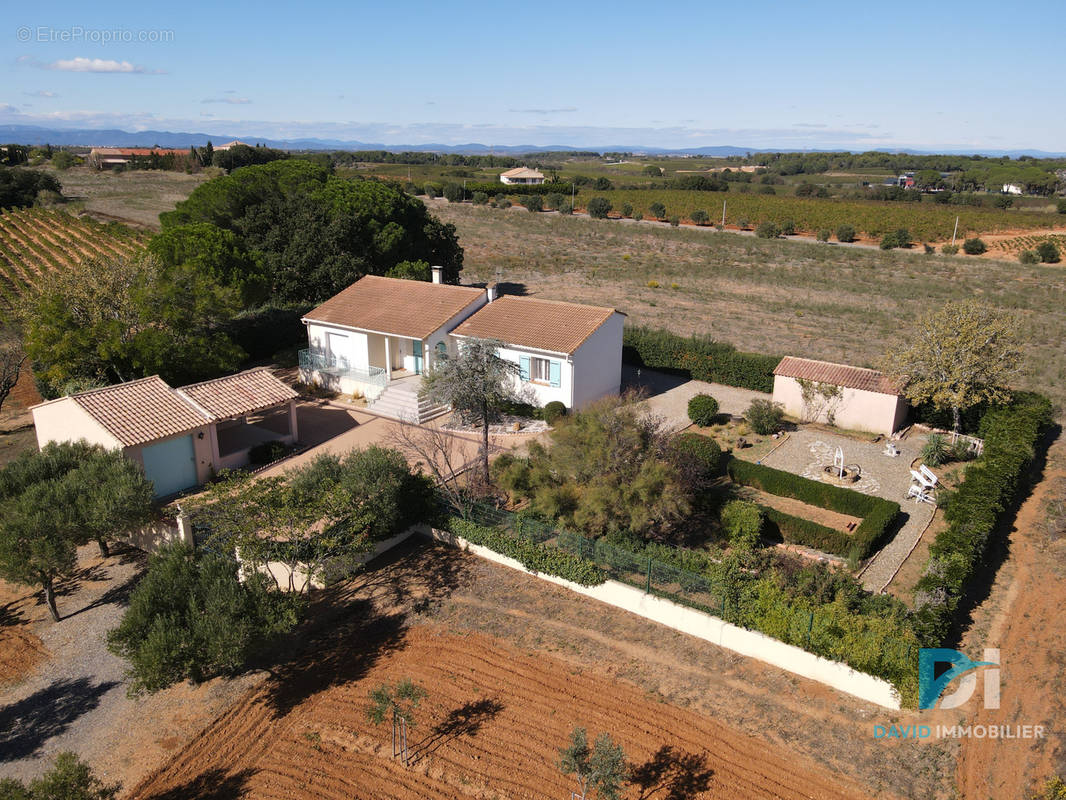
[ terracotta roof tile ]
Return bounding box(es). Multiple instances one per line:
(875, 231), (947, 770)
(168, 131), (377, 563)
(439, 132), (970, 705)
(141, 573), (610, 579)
(774, 356), (900, 395)
(500, 167), (544, 179)
(70, 376), (207, 447)
(453, 295), (619, 355)
(178, 368), (297, 421)
(303, 275), (485, 339)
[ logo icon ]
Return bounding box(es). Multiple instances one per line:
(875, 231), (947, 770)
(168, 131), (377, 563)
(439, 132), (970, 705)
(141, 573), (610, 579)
(918, 648), (1000, 710)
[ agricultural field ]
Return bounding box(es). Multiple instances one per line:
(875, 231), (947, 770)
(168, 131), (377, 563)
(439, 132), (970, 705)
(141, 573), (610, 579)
(0, 207), (148, 318)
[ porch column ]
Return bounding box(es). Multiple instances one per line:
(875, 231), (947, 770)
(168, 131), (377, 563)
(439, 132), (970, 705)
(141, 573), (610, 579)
(207, 423), (221, 471)
(384, 336), (392, 381)
(287, 399), (299, 443)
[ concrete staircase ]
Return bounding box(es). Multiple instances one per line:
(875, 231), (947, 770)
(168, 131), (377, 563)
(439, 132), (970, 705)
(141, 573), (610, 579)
(368, 381), (449, 423)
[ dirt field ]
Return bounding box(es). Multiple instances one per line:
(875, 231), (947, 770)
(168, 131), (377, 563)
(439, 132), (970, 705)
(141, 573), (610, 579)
(47, 166), (209, 230)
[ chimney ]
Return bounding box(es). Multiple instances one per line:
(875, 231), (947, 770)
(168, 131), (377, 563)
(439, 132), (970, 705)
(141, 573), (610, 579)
(486, 282), (498, 302)
(431, 265), (443, 284)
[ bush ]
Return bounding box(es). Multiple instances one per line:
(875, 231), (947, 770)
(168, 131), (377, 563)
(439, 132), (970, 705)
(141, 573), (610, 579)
(962, 238), (987, 255)
(545, 193), (564, 210)
(620, 202), (633, 217)
(558, 201), (573, 215)
(835, 224), (856, 243)
(745, 399), (783, 434)
(593, 177), (613, 190)
(523, 194), (543, 212)
(880, 229), (911, 249)
(447, 517), (605, 586)
(632, 211), (643, 221)
(941, 243), (959, 255)
(672, 433), (723, 477)
(1036, 240), (1061, 263)
(1019, 248), (1040, 264)
(622, 326), (779, 392)
(543, 400), (567, 424)
(51, 151), (76, 170)
(816, 229), (831, 242)
(496, 196), (512, 209)
(1057, 200), (1066, 214)
(649, 202), (666, 220)
(0, 752), (119, 800)
(781, 219), (796, 236)
(687, 393), (720, 426)
(450, 180), (574, 198)
(755, 221), (780, 239)
(248, 440), (295, 465)
(919, 433), (950, 466)
(668, 215), (680, 227)
(720, 500), (763, 548)
(587, 197), (612, 219)
(471, 191), (489, 205)
(423, 183), (441, 198)
(737, 217), (750, 230)
(690, 209), (709, 226)
(760, 506), (849, 555)
(442, 182), (463, 203)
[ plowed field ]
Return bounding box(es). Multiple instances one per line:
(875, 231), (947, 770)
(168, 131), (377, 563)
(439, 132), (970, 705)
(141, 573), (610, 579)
(128, 624), (866, 800)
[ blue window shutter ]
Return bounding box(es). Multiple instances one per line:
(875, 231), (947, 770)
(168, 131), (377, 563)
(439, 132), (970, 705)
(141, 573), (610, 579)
(519, 355), (530, 381)
(549, 360), (561, 388)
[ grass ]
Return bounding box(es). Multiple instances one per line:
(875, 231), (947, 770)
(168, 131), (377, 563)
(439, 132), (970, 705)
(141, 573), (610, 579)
(429, 200), (1066, 411)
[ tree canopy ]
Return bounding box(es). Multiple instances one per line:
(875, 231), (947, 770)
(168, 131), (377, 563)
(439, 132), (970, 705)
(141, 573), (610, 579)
(0, 167), (61, 209)
(158, 160), (463, 303)
(0, 751), (119, 800)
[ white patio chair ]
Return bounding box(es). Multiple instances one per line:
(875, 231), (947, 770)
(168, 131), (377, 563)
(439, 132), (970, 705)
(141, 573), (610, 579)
(910, 469), (935, 489)
(919, 464), (939, 487)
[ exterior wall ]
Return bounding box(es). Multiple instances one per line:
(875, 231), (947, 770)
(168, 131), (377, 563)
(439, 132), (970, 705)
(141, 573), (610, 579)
(497, 344), (574, 407)
(430, 294), (488, 370)
(124, 427), (214, 486)
(570, 312), (624, 409)
(32, 398), (123, 450)
(306, 323), (370, 370)
(772, 375), (908, 435)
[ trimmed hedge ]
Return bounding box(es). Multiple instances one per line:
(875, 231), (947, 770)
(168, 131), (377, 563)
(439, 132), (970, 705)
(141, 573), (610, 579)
(760, 506), (850, 555)
(727, 458), (900, 563)
(623, 326), (779, 393)
(912, 392), (1053, 645)
(446, 517), (605, 586)
(460, 181), (575, 198)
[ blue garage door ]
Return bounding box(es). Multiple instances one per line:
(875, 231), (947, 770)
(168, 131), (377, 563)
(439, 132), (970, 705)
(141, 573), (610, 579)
(141, 435), (198, 498)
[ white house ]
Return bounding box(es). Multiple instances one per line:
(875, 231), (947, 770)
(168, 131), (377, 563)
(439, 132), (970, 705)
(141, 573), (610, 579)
(771, 356), (908, 436)
(452, 295), (624, 410)
(499, 167), (545, 185)
(1002, 183), (1024, 195)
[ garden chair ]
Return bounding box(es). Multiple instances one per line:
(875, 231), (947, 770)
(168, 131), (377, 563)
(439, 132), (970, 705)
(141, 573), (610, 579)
(919, 464), (939, 487)
(883, 443), (900, 457)
(910, 469), (935, 489)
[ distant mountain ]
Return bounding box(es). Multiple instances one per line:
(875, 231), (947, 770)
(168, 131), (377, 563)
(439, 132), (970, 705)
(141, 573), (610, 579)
(0, 124), (1063, 158)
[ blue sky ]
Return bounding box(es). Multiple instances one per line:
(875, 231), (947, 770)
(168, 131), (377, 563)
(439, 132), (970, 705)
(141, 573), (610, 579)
(4, 0), (1064, 151)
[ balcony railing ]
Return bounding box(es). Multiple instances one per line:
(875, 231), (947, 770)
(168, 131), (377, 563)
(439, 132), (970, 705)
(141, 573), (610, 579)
(298, 349), (388, 387)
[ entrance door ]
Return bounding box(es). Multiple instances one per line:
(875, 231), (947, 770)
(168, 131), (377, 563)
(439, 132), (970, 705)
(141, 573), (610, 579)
(140, 435), (198, 498)
(412, 340), (423, 374)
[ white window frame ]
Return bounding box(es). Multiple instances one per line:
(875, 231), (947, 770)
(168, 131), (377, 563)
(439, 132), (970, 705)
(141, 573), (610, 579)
(529, 356), (551, 383)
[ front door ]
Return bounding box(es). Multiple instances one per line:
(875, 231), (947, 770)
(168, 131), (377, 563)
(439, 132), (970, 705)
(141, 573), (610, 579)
(412, 340), (423, 375)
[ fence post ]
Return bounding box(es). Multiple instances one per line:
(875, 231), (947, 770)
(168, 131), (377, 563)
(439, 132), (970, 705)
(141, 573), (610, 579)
(645, 557), (652, 594)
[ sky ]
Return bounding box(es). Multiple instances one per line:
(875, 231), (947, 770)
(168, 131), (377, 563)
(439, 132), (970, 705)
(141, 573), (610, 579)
(4, 0), (1065, 152)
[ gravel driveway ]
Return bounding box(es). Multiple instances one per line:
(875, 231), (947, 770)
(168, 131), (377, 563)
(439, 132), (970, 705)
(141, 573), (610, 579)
(624, 365), (770, 432)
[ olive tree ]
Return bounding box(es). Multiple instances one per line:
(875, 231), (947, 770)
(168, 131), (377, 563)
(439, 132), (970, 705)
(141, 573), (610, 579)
(558, 727), (628, 800)
(366, 678), (427, 767)
(0, 337), (26, 417)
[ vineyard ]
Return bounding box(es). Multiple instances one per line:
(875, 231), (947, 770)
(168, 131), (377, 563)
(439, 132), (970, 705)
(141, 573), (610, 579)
(571, 189), (1059, 242)
(0, 207), (147, 316)
(986, 232), (1066, 256)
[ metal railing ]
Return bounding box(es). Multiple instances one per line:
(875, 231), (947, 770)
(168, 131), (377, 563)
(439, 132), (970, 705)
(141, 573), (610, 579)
(298, 349), (388, 387)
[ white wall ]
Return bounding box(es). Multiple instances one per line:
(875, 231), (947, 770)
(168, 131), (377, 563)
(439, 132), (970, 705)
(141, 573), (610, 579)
(306, 323), (370, 371)
(571, 312), (624, 409)
(772, 375), (907, 435)
(32, 398), (123, 450)
(429, 528), (901, 710)
(496, 344), (574, 407)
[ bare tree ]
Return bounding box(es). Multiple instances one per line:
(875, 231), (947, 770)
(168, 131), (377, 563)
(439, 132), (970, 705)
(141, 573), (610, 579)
(386, 420), (476, 513)
(0, 338), (27, 419)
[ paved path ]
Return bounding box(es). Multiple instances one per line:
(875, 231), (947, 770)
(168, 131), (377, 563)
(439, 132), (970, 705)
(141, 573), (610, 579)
(623, 366), (769, 432)
(759, 428), (936, 592)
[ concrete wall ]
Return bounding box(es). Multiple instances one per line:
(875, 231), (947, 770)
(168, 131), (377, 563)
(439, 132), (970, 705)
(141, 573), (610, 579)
(772, 375), (908, 436)
(571, 312), (624, 409)
(497, 345), (574, 407)
(32, 398), (123, 450)
(118, 513), (192, 555)
(428, 528), (901, 710)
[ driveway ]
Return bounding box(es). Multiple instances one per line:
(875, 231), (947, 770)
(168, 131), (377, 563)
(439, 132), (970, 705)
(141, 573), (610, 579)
(623, 366), (770, 432)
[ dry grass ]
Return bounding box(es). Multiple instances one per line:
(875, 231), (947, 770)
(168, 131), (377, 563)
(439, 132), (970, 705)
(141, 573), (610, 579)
(48, 166), (210, 230)
(432, 201), (1066, 410)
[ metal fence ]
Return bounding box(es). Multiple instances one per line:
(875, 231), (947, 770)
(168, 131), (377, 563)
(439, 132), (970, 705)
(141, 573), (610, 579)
(298, 348), (388, 387)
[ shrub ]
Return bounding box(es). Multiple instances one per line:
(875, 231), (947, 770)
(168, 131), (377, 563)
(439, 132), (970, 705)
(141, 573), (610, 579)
(523, 194), (543, 212)
(249, 440), (295, 465)
(781, 219), (796, 236)
(587, 197), (612, 219)
(668, 215), (680, 227)
(816, 229), (831, 242)
(619, 202), (633, 218)
(737, 217), (750, 230)
(1019, 248), (1040, 264)
(962, 238), (987, 255)
(545, 193), (564, 210)
(543, 401), (567, 424)
(672, 432), (723, 477)
(745, 399), (783, 434)
(404, 182), (422, 195)
(687, 393), (720, 426)
(1057, 199), (1066, 214)
(760, 506), (848, 554)
(558, 201), (573, 215)
(920, 433), (950, 466)
(593, 177), (613, 190)
(423, 183), (441, 198)
(471, 191), (489, 205)
(496, 195), (512, 209)
(649, 202), (666, 220)
(1036, 240), (1061, 263)
(941, 243), (959, 255)
(923, 243), (935, 254)
(880, 228), (911, 249)
(835, 224), (856, 243)
(442, 182), (463, 203)
(755, 221), (780, 239)
(949, 439), (978, 462)
(759, 185), (776, 195)
(0, 752), (119, 800)
(632, 211), (643, 221)
(51, 151), (76, 170)
(720, 500), (763, 549)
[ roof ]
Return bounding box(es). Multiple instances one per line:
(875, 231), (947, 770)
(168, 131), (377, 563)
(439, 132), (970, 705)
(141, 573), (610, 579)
(500, 167), (545, 179)
(303, 275), (485, 339)
(90, 147), (190, 156)
(178, 368), (297, 421)
(452, 295), (619, 355)
(773, 356), (901, 395)
(65, 376), (208, 447)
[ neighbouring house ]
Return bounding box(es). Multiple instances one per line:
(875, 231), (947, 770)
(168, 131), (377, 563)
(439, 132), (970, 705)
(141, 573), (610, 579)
(452, 295), (624, 409)
(771, 356), (908, 436)
(299, 272), (624, 420)
(31, 368), (298, 498)
(1002, 183), (1024, 195)
(213, 139), (250, 151)
(87, 147), (191, 169)
(499, 167), (545, 185)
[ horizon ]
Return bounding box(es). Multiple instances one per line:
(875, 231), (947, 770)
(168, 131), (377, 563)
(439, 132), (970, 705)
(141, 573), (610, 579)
(5, 0), (1065, 153)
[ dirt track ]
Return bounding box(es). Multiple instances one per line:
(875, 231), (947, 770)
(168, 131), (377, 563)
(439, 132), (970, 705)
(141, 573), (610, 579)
(127, 621), (868, 800)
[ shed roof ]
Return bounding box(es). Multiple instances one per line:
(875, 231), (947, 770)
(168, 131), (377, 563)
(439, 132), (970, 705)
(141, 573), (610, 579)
(178, 368), (297, 421)
(65, 376), (207, 447)
(773, 356), (901, 395)
(452, 295), (619, 355)
(303, 275), (485, 339)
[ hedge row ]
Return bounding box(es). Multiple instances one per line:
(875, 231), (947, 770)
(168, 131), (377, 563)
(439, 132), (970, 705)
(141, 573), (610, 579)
(912, 392), (1053, 645)
(459, 181), (575, 198)
(727, 458), (900, 563)
(446, 517), (605, 586)
(759, 506), (851, 555)
(622, 326), (780, 393)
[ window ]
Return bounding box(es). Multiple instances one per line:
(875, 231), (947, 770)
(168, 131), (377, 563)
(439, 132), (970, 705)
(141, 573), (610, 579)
(529, 357), (551, 383)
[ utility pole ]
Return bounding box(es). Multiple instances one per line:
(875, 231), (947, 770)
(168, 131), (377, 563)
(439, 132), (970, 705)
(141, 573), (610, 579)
(951, 215), (959, 246)
(722, 199), (727, 227)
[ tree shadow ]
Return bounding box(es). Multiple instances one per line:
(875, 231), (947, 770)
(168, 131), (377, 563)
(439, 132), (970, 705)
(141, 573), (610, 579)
(0, 677), (120, 761)
(411, 697), (504, 763)
(136, 767), (257, 800)
(621, 364), (690, 398)
(0, 598), (27, 628)
(630, 745), (714, 800)
(47, 562), (109, 602)
(495, 281), (527, 297)
(63, 567), (145, 620)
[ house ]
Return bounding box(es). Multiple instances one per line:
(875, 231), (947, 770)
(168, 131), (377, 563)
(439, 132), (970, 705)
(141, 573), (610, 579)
(452, 295), (624, 409)
(31, 368), (298, 498)
(213, 139), (250, 151)
(87, 147), (190, 169)
(1002, 183), (1024, 195)
(299, 273), (624, 420)
(771, 357), (908, 436)
(499, 167), (545, 185)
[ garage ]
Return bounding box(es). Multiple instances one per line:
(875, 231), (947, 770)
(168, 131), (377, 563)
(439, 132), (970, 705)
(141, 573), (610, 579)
(140, 435), (199, 498)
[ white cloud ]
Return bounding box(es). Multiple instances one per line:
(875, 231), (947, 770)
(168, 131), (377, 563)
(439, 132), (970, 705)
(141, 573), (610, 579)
(47, 57), (155, 73)
(202, 96), (252, 105)
(508, 107), (578, 115)
(24, 90), (59, 98)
